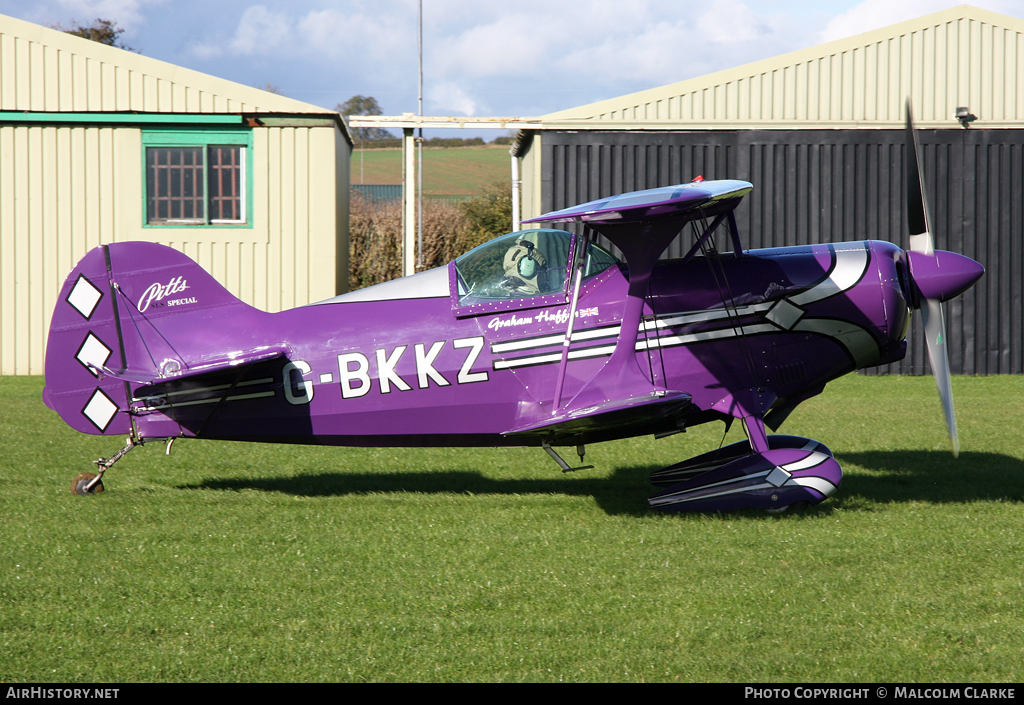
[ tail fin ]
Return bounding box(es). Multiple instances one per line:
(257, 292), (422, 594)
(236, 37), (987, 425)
(44, 242), (269, 435)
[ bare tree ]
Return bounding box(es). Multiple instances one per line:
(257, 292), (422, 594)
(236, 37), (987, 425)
(336, 95), (393, 142)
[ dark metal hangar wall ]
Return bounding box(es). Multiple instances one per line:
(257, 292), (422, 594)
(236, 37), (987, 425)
(541, 129), (1024, 376)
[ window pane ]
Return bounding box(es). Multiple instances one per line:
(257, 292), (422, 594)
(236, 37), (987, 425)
(208, 145), (243, 222)
(584, 240), (620, 279)
(146, 147), (205, 223)
(455, 230), (573, 304)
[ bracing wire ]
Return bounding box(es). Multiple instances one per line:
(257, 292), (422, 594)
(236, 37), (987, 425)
(693, 208), (764, 391)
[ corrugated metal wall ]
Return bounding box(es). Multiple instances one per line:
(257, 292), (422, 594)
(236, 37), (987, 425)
(0, 123), (344, 375)
(543, 129), (1024, 376)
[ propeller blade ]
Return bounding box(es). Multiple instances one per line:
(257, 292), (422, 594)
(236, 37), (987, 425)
(905, 99), (934, 255)
(906, 98), (959, 457)
(920, 297), (959, 458)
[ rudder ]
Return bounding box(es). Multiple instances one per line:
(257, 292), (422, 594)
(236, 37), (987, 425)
(43, 242), (262, 435)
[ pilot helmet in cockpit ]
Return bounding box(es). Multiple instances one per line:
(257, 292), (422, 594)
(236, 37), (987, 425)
(502, 238), (547, 294)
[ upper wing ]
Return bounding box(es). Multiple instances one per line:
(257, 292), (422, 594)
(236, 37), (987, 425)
(523, 179), (751, 226)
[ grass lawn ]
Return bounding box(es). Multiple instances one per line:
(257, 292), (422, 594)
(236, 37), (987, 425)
(2, 374), (1023, 682)
(350, 145), (510, 195)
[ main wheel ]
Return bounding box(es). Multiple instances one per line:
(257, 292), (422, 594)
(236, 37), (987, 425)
(767, 500), (808, 515)
(71, 472), (104, 495)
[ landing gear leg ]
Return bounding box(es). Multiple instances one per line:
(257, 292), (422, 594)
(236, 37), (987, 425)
(542, 441), (595, 473)
(71, 436), (137, 495)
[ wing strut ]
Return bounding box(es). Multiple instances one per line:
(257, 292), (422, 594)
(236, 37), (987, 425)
(551, 227), (591, 412)
(680, 211), (729, 264)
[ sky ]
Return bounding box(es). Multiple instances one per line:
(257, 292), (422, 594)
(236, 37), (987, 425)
(4, 0), (1024, 137)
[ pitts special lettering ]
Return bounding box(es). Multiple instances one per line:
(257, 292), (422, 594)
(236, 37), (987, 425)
(138, 276), (190, 313)
(337, 336), (488, 400)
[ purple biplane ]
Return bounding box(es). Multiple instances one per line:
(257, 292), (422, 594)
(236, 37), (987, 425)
(44, 106), (984, 512)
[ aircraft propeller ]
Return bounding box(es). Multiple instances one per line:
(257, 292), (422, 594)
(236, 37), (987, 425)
(903, 100), (984, 458)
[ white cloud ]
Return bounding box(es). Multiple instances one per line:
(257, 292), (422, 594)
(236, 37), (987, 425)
(190, 4), (413, 80)
(541, 1), (798, 89)
(695, 0), (772, 44)
(430, 14), (556, 80)
(189, 4), (301, 58)
(423, 0), (815, 96)
(228, 5), (294, 55)
(817, 0), (1024, 43)
(429, 82), (478, 116)
(295, 8), (409, 63)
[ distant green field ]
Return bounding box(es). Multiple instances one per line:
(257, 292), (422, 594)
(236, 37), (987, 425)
(351, 145), (510, 196)
(3, 374), (1024, 682)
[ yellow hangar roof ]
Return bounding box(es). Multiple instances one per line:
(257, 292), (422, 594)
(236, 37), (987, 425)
(0, 12), (333, 115)
(541, 4), (1024, 130)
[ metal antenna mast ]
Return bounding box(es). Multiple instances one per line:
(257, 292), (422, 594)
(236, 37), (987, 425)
(417, 0), (423, 268)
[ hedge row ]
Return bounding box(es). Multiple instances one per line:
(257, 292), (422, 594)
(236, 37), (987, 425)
(348, 181), (513, 290)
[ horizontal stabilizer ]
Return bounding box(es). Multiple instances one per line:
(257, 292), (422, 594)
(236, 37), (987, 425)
(91, 343), (291, 386)
(504, 390), (691, 439)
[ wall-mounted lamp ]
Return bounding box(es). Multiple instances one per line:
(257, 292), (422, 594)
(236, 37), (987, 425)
(955, 107), (977, 128)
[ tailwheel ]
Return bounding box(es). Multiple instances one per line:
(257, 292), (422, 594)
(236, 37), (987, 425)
(71, 472), (104, 495)
(69, 435), (139, 496)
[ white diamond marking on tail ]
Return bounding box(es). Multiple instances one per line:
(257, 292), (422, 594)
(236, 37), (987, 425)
(82, 388), (119, 432)
(76, 333), (112, 377)
(67, 275), (103, 320)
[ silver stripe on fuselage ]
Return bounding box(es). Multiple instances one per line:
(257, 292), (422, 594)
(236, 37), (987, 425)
(135, 390), (276, 411)
(131, 377), (274, 402)
(491, 324), (621, 355)
(788, 244), (869, 306)
(131, 377), (277, 411)
(785, 476), (838, 497)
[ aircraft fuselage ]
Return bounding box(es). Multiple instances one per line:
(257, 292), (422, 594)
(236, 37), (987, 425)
(123, 239), (910, 448)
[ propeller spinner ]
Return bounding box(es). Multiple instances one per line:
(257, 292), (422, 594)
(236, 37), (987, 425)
(903, 100), (985, 457)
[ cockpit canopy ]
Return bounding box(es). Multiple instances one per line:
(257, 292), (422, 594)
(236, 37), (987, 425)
(454, 229), (619, 307)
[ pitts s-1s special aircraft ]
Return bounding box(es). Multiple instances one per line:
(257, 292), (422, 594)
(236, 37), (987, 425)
(44, 105), (984, 512)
